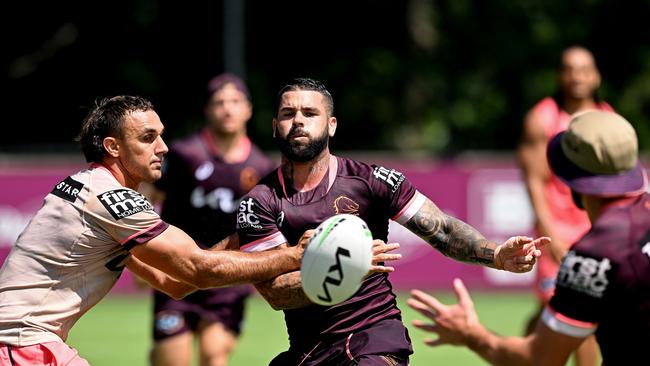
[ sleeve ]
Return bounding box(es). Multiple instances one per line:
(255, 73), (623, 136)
(87, 187), (169, 250)
(544, 247), (616, 337)
(236, 187), (287, 252)
(367, 163), (425, 224)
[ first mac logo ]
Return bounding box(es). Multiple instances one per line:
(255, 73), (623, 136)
(98, 189), (153, 220)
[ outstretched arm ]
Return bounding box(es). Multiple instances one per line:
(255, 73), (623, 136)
(127, 255), (197, 299)
(130, 225), (305, 289)
(403, 198), (548, 272)
(407, 279), (583, 366)
(256, 240), (402, 310)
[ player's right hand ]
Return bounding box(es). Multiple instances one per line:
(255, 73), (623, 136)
(494, 236), (550, 273)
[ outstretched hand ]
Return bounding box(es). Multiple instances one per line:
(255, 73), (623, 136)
(407, 278), (480, 347)
(494, 236), (550, 273)
(368, 240), (402, 275)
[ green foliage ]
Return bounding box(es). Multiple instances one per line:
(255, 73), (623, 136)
(6, 1), (648, 154)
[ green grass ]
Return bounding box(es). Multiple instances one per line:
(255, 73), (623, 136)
(67, 291), (538, 365)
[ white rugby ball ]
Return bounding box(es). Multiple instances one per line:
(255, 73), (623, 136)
(300, 214), (373, 306)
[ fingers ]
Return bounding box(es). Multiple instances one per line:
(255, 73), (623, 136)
(407, 298), (439, 321)
(372, 242), (401, 265)
(412, 319), (437, 332)
(452, 278), (473, 310)
(303, 229), (315, 238)
(372, 253), (402, 263)
(502, 259), (535, 273)
(372, 242), (400, 255)
(409, 289), (447, 317)
(507, 235), (533, 249)
(423, 338), (444, 348)
(368, 265), (395, 274)
(298, 229), (315, 247)
(532, 236), (551, 249)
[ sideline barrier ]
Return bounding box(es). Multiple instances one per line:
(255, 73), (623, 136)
(2, 153), (647, 291)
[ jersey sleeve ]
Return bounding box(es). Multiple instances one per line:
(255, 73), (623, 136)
(544, 248), (616, 337)
(87, 187), (169, 250)
(367, 164), (426, 224)
(236, 187), (287, 252)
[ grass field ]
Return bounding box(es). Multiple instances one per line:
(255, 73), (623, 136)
(67, 290), (538, 365)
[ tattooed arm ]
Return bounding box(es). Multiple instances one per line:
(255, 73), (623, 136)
(404, 198), (547, 272)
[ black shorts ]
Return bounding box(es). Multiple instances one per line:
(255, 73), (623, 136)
(269, 318), (413, 366)
(152, 285), (252, 341)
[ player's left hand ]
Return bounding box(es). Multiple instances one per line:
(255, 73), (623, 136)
(368, 240), (401, 274)
(494, 236), (550, 273)
(407, 278), (480, 347)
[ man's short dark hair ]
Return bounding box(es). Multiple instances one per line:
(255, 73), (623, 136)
(76, 95), (154, 163)
(276, 78), (334, 117)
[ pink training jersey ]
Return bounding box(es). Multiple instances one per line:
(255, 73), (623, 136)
(532, 97), (614, 300)
(0, 164), (168, 346)
(236, 155), (424, 351)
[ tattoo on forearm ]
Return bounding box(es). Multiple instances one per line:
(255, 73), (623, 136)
(405, 199), (495, 266)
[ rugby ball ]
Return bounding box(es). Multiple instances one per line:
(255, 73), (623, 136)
(300, 214), (373, 306)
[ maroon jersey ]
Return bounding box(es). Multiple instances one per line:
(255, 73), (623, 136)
(156, 128), (276, 247)
(151, 128), (276, 334)
(544, 193), (650, 364)
(237, 155), (426, 349)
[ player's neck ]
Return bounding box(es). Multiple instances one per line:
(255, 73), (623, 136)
(562, 97), (597, 115)
(281, 150), (331, 192)
(584, 194), (641, 222)
(206, 128), (250, 163)
(98, 159), (138, 189)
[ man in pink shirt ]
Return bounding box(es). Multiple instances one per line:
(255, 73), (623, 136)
(517, 46), (612, 365)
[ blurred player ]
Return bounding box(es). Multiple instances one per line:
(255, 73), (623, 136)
(0, 95), (312, 365)
(235, 77), (549, 365)
(409, 111), (649, 366)
(142, 74), (276, 366)
(517, 46), (612, 365)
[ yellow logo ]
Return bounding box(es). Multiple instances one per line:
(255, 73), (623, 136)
(333, 195), (359, 215)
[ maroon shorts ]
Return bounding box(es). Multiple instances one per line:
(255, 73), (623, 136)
(152, 285), (251, 341)
(269, 318), (413, 366)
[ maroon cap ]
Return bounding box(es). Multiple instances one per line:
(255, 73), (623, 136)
(206, 73), (250, 101)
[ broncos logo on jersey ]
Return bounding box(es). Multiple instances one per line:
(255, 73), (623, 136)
(333, 195), (359, 215)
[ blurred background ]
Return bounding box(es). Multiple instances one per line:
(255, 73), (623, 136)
(1, 1), (649, 364)
(2, 0), (649, 154)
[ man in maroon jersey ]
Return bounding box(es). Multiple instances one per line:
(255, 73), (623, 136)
(408, 110), (649, 365)
(142, 74), (277, 366)
(235, 78), (549, 365)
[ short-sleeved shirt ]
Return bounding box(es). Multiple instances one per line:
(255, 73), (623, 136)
(543, 193), (650, 363)
(0, 164), (168, 346)
(237, 155), (426, 349)
(155, 128), (276, 247)
(152, 129), (276, 304)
